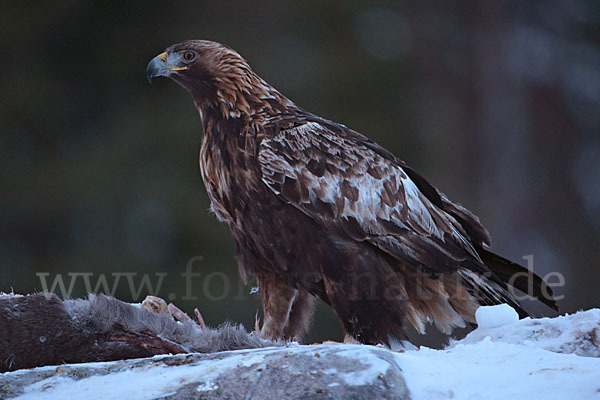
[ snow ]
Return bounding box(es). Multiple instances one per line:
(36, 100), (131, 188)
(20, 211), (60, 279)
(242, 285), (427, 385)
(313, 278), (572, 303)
(460, 308), (600, 357)
(474, 303), (519, 329)
(398, 338), (600, 400)
(3, 306), (600, 399)
(395, 307), (600, 400)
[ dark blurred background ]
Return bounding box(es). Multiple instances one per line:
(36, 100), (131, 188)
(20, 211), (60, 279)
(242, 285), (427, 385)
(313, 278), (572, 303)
(1, 1), (599, 346)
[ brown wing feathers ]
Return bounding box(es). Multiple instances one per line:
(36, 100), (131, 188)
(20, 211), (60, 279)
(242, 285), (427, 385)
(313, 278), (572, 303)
(260, 121), (483, 275)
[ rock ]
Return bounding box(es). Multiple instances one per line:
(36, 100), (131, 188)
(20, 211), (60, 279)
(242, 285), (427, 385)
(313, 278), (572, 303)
(0, 344), (409, 400)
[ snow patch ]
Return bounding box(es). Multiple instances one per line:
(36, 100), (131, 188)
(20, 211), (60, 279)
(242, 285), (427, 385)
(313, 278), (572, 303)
(393, 306), (600, 400)
(462, 308), (600, 357)
(475, 303), (519, 329)
(396, 337), (600, 400)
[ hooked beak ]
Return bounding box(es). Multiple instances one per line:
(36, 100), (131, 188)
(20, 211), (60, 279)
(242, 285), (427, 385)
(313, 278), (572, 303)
(146, 52), (188, 83)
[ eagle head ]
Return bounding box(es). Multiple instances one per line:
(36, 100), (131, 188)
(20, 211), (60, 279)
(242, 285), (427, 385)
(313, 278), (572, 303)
(146, 40), (273, 119)
(147, 40), (246, 82)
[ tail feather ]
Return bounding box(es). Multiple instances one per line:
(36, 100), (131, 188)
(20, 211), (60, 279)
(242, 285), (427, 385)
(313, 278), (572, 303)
(478, 247), (560, 313)
(458, 268), (531, 319)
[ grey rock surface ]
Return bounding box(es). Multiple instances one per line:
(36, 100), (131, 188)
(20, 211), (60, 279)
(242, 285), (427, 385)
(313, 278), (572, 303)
(0, 344), (409, 399)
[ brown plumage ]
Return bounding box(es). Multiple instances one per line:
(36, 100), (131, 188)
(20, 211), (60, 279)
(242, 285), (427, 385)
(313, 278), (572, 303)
(146, 40), (558, 345)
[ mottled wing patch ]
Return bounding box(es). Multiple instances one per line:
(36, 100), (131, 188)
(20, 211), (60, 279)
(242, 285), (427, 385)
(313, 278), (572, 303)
(259, 122), (481, 273)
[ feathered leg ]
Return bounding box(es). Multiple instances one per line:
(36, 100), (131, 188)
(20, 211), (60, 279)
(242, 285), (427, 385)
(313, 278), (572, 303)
(283, 290), (315, 340)
(257, 271), (315, 341)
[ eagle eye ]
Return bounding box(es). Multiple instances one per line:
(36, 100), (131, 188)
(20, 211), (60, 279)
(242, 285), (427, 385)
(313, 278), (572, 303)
(182, 51), (196, 62)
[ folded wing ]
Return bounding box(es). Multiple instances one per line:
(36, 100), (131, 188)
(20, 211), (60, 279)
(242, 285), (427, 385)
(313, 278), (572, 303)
(258, 121), (490, 276)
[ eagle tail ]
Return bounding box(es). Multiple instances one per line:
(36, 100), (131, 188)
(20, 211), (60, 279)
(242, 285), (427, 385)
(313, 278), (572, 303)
(478, 247), (560, 314)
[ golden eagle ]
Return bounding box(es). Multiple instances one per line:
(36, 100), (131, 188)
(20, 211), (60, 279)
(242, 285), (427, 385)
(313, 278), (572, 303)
(147, 40), (558, 345)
